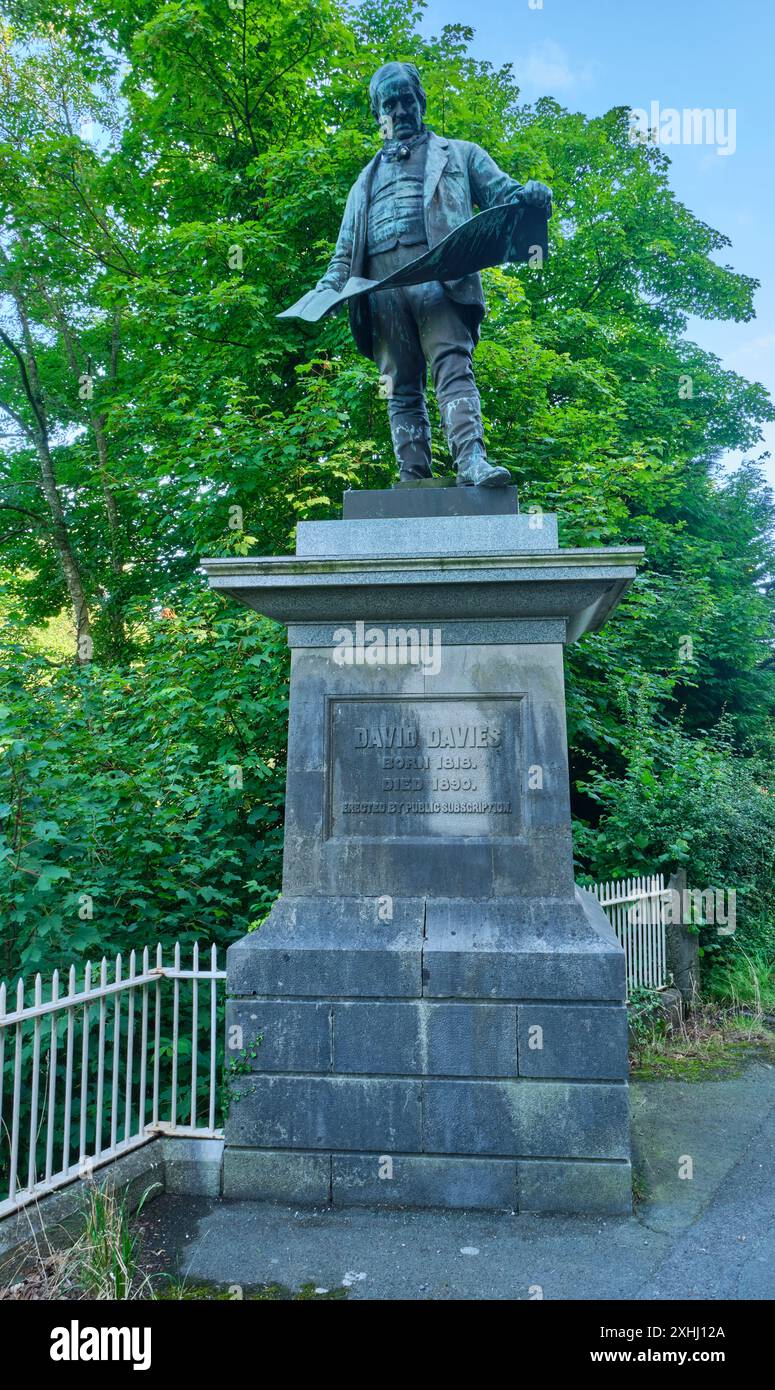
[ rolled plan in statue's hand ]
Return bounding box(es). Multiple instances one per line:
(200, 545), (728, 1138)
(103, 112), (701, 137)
(277, 200), (549, 323)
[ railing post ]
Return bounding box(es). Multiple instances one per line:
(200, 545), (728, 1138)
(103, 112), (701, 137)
(139, 947), (150, 1137)
(152, 944), (162, 1127)
(45, 970), (60, 1183)
(666, 867), (700, 1009)
(62, 965), (76, 1175)
(27, 974), (43, 1192)
(110, 955), (122, 1154)
(171, 942), (180, 1128)
(95, 958), (108, 1159)
(209, 945), (218, 1132)
(9, 979), (24, 1203)
(124, 950), (136, 1144)
(0, 981), (6, 1167)
(190, 943), (199, 1129)
(78, 961), (92, 1168)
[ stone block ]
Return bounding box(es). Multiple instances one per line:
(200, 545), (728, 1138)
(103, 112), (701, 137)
(227, 897), (424, 998)
(226, 1000), (331, 1072)
(423, 891), (626, 1000)
(332, 1154), (518, 1209)
(332, 1001), (517, 1076)
(423, 1079), (629, 1158)
(425, 1002), (517, 1076)
(423, 1079), (520, 1155)
(286, 619), (569, 649)
(333, 1002), (420, 1075)
(342, 483), (519, 520)
(517, 1158), (632, 1214)
(226, 1075), (422, 1152)
(223, 1149), (331, 1203)
(517, 1004), (628, 1079)
(517, 1081), (630, 1159)
(296, 513), (558, 558)
(161, 1137), (224, 1197)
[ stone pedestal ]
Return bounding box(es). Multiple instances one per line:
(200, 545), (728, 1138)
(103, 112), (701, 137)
(202, 490), (642, 1213)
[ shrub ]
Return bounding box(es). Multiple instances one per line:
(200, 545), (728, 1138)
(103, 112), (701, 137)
(0, 586), (288, 980)
(574, 705), (775, 997)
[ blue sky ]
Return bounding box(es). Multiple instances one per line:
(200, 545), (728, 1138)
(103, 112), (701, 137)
(420, 0), (775, 485)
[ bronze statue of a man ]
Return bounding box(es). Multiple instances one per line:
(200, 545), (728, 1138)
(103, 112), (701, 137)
(313, 61), (552, 487)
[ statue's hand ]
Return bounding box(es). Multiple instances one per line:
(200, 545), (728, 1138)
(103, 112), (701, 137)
(520, 180), (553, 215)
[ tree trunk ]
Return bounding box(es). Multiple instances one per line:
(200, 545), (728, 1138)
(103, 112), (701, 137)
(0, 311), (92, 660)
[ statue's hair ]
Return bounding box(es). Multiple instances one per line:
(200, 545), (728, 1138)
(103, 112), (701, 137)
(369, 62), (427, 120)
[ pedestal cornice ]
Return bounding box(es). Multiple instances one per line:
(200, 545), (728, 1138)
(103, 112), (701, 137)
(201, 545), (643, 642)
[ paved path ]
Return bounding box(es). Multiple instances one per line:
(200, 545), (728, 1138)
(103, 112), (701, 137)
(143, 1061), (775, 1299)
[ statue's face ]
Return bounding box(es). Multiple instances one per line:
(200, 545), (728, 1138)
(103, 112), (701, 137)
(375, 79), (423, 141)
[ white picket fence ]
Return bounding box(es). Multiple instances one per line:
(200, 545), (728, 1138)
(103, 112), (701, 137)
(0, 943), (226, 1218)
(589, 873), (669, 992)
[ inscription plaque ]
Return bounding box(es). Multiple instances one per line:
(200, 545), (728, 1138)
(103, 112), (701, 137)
(327, 695), (523, 840)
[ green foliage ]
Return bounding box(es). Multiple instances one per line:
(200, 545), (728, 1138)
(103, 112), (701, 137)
(222, 1032), (263, 1117)
(0, 586), (287, 975)
(575, 702), (775, 985)
(704, 947), (775, 1012)
(0, 0), (772, 1000)
(627, 985), (667, 1053)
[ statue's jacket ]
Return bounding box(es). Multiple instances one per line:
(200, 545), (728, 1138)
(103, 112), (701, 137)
(317, 130), (525, 360)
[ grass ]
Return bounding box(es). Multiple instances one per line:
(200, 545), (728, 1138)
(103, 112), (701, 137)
(0, 1225), (75, 1302)
(630, 1000), (775, 1080)
(0, 1186), (349, 1301)
(155, 1278), (348, 1300)
(0, 1183), (153, 1301)
(704, 946), (775, 1015)
(630, 1168), (648, 1205)
(73, 1184), (156, 1299)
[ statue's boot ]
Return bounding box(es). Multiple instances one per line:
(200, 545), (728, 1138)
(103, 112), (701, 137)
(398, 464), (433, 483)
(387, 413), (433, 482)
(457, 451), (511, 487)
(441, 391), (510, 488)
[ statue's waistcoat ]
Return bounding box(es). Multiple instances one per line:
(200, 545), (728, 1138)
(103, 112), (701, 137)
(366, 136), (428, 255)
(344, 133), (491, 359)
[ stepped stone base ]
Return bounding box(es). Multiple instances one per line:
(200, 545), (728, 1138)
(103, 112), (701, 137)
(223, 889), (631, 1214)
(223, 1151), (632, 1214)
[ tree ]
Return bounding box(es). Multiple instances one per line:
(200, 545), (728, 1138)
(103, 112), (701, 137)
(0, 0), (772, 980)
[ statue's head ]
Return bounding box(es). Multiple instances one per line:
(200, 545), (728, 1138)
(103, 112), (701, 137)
(369, 61), (426, 141)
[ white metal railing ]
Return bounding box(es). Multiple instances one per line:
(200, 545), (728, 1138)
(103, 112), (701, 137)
(0, 943), (227, 1218)
(588, 873), (668, 992)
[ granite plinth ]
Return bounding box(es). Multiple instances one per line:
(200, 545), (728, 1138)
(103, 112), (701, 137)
(224, 891), (630, 1210)
(296, 512), (558, 557)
